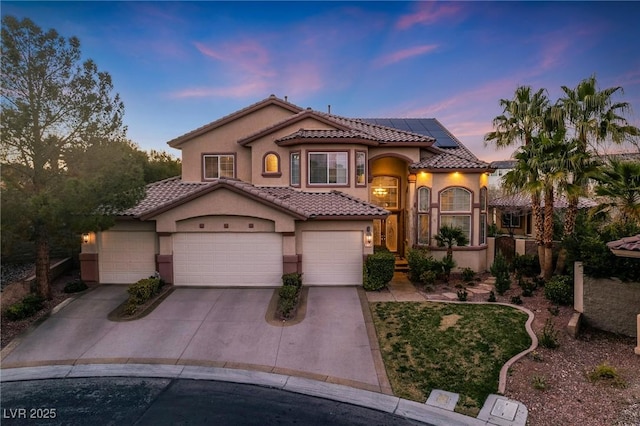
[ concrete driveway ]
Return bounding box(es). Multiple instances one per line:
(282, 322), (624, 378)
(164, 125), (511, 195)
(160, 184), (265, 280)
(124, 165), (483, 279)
(1, 286), (383, 390)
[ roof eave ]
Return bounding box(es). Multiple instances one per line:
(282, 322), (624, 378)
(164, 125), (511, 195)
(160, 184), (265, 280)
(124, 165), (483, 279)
(276, 137), (379, 147)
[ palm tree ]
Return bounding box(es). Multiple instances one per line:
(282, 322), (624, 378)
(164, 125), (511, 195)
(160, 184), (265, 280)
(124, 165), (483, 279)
(434, 225), (469, 259)
(557, 75), (639, 239)
(485, 86), (550, 268)
(592, 158), (640, 225)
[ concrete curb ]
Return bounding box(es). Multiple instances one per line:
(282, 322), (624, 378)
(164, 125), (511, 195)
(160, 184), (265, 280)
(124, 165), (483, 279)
(0, 363), (488, 426)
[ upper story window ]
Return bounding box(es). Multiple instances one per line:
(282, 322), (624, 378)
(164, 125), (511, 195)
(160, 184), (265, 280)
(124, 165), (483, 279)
(203, 154), (235, 180)
(441, 187), (472, 212)
(370, 176), (399, 209)
(262, 152), (281, 177)
(308, 152), (348, 185)
(355, 151), (366, 187)
(290, 152), (300, 187)
(480, 187), (487, 212)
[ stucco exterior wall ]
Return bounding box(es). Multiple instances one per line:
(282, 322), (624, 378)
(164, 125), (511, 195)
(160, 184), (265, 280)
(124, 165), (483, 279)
(179, 104), (296, 182)
(582, 275), (640, 337)
(149, 188), (297, 233)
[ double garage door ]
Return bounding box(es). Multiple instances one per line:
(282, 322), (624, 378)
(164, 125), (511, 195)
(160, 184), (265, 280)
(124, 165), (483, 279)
(173, 233), (283, 286)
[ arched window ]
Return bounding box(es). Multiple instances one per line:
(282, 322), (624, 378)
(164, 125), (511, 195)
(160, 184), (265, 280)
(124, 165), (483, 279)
(262, 152), (281, 176)
(440, 187), (472, 245)
(417, 187), (430, 245)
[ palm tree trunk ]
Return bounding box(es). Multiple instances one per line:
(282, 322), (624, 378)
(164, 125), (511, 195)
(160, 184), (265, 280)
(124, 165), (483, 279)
(35, 223), (52, 299)
(531, 193), (545, 273)
(554, 196), (579, 275)
(542, 188), (554, 281)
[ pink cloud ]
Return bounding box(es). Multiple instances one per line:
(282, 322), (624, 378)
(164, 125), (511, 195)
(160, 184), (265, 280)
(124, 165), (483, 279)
(375, 44), (438, 67)
(281, 62), (324, 96)
(169, 81), (269, 99)
(396, 2), (462, 30)
(194, 39), (274, 78)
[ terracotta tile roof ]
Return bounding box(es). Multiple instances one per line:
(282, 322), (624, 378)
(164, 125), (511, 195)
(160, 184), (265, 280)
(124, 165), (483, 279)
(489, 193), (597, 209)
(606, 234), (640, 252)
(121, 177), (388, 219)
(411, 148), (491, 171)
(277, 128), (378, 142)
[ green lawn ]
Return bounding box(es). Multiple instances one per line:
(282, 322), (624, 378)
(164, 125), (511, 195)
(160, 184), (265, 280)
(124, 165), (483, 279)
(371, 302), (530, 415)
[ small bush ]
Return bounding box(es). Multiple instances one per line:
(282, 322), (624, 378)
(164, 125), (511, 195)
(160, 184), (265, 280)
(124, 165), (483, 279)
(531, 375), (548, 391)
(277, 283), (300, 319)
(282, 272), (303, 288)
(420, 270), (437, 285)
(406, 248), (432, 282)
(529, 351), (544, 362)
(587, 363), (627, 388)
(491, 253), (511, 295)
(520, 278), (537, 297)
(5, 294), (45, 321)
(457, 289), (468, 301)
(64, 279), (88, 293)
(510, 295), (523, 305)
(363, 250), (395, 291)
(512, 254), (540, 277)
(544, 275), (573, 306)
(548, 305), (560, 316)
(494, 276), (511, 296)
(538, 318), (559, 349)
(461, 267), (475, 282)
(127, 277), (163, 307)
(440, 256), (456, 283)
(487, 291), (496, 302)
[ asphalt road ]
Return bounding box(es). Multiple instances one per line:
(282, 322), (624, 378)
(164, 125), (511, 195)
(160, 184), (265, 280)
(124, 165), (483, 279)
(1, 377), (429, 425)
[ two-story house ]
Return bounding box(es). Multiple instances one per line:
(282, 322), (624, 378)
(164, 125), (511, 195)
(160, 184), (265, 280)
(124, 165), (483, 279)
(80, 95), (492, 287)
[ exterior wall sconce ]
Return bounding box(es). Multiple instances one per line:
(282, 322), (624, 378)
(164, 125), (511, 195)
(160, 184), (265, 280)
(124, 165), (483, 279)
(364, 226), (373, 247)
(82, 233), (90, 244)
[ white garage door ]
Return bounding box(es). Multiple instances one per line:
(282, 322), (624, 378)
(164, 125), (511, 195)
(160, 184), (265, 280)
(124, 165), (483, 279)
(99, 231), (157, 284)
(173, 233), (282, 286)
(302, 231), (363, 286)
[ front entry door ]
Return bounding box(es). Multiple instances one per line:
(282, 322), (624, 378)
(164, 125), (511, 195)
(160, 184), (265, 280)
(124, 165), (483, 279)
(374, 213), (400, 253)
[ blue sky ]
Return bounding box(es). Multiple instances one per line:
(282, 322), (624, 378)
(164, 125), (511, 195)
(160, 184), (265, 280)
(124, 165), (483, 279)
(3, 1), (639, 162)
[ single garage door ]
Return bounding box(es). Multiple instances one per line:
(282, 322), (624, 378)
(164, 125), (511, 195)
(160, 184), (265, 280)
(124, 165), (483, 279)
(173, 233), (282, 286)
(302, 231), (363, 286)
(99, 231), (157, 284)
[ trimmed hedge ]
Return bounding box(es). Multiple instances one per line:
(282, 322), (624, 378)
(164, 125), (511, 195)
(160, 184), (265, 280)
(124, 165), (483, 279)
(363, 250), (395, 291)
(282, 272), (303, 289)
(277, 273), (303, 319)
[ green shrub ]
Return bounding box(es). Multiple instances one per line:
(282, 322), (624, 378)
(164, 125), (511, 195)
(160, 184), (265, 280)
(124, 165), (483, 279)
(587, 363), (627, 388)
(531, 375), (548, 391)
(420, 270), (437, 285)
(512, 254), (540, 277)
(510, 295), (523, 305)
(440, 256), (456, 283)
(519, 277), (537, 297)
(64, 279), (87, 293)
(461, 267), (475, 282)
(363, 250), (395, 291)
(457, 289), (468, 301)
(282, 272), (303, 288)
(406, 248), (431, 282)
(277, 283), (300, 318)
(490, 253), (511, 295)
(5, 294), (45, 321)
(544, 275), (573, 306)
(538, 318), (559, 349)
(487, 291), (496, 302)
(127, 277), (163, 306)
(278, 285), (298, 299)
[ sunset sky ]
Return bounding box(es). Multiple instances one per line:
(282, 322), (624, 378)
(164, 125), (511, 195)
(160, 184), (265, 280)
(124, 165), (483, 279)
(3, 1), (639, 162)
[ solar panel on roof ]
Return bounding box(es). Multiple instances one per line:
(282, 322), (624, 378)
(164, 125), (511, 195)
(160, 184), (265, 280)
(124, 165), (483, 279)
(360, 118), (460, 148)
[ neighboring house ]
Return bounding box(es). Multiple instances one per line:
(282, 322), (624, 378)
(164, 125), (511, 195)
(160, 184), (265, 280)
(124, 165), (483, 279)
(487, 160), (517, 192)
(489, 193), (597, 237)
(80, 95), (492, 287)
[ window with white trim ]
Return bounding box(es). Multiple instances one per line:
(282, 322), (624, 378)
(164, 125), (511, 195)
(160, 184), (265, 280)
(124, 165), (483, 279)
(417, 187), (430, 245)
(370, 176), (399, 209)
(203, 154), (234, 179)
(480, 187), (487, 244)
(440, 187), (472, 244)
(502, 212), (521, 228)
(308, 152), (348, 185)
